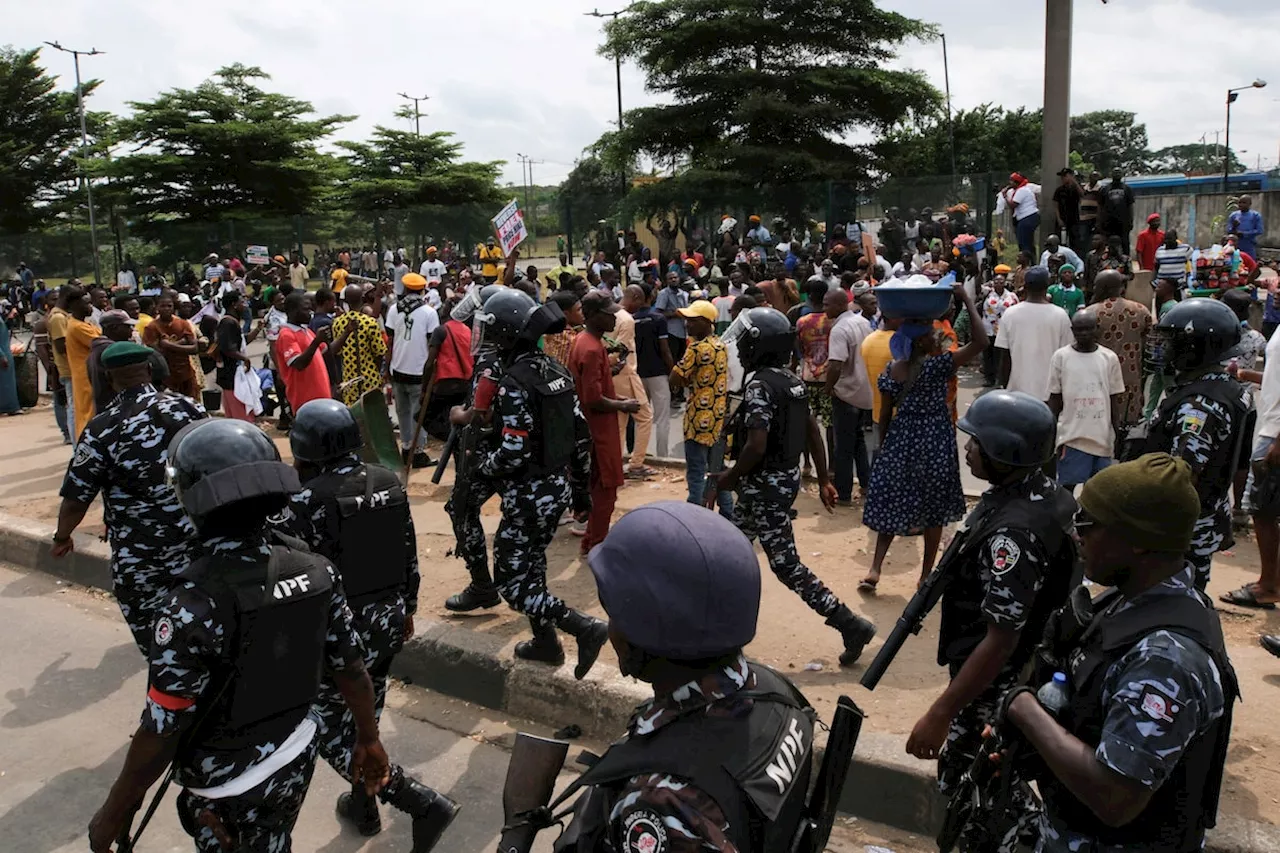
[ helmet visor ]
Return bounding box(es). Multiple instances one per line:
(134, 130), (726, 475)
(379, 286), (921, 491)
(471, 309), (493, 355)
(451, 288), (483, 323)
(719, 310), (757, 348)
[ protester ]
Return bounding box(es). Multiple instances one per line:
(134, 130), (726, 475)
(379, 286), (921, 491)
(1048, 263), (1085, 318)
(1153, 229), (1193, 292)
(1229, 195), (1264, 259)
(330, 284), (388, 407)
(1054, 167), (1088, 252)
(615, 285), (654, 477)
(794, 280), (841, 449)
(995, 172), (1041, 255)
(1048, 312), (1125, 488)
(630, 284), (675, 459)
(385, 273), (438, 468)
(670, 300), (732, 517)
(140, 293), (202, 400)
(65, 288), (102, 440)
(32, 293), (70, 441)
(420, 298), (474, 441)
(981, 268), (1018, 386)
(1134, 213), (1165, 271)
(1039, 234), (1083, 272)
(1081, 270), (1153, 428)
(215, 292), (263, 422)
(276, 290), (340, 422)
(655, 271), (690, 368)
(1100, 168), (1136, 256)
(824, 289), (873, 504)
(996, 267), (1073, 402)
(542, 289), (582, 367)
(1142, 278), (1182, 421)
(478, 238), (503, 283)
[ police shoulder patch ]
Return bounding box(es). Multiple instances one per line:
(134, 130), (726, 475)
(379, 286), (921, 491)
(72, 441), (93, 468)
(989, 534), (1021, 576)
(623, 808), (668, 853)
(1179, 408), (1208, 436)
(1138, 685), (1179, 723)
(154, 616), (174, 647)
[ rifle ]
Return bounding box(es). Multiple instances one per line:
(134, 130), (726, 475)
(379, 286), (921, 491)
(790, 695), (865, 853)
(936, 723), (1023, 853)
(432, 425), (461, 485)
(859, 525), (976, 691)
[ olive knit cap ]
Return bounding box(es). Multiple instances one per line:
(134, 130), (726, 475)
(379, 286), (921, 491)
(1078, 453), (1200, 552)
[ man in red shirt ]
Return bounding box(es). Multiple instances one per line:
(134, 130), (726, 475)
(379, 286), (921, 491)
(567, 292), (641, 553)
(275, 291), (345, 414)
(1134, 213), (1165, 271)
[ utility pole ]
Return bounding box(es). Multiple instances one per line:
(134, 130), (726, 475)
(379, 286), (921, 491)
(941, 33), (956, 191)
(44, 41), (104, 286)
(586, 8), (629, 198)
(1038, 1), (1072, 248)
(516, 153), (544, 239)
(398, 92), (430, 136)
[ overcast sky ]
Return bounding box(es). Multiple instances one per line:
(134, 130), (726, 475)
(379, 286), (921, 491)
(13, 0), (1278, 188)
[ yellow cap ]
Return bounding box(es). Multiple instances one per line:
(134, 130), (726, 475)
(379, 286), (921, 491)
(401, 272), (427, 291)
(677, 300), (718, 323)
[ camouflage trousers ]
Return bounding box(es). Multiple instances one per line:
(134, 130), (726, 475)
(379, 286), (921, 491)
(314, 596), (406, 782)
(493, 473), (571, 623)
(732, 489), (841, 620)
(177, 740), (318, 852)
(446, 476), (498, 588)
(111, 555), (182, 655)
(938, 675), (1041, 853)
(1185, 509), (1227, 593)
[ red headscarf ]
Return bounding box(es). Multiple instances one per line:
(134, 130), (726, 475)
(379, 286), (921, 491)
(1009, 172), (1029, 187)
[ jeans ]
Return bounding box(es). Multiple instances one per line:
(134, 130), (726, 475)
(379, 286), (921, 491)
(1014, 212), (1040, 256)
(830, 397), (870, 501)
(642, 375), (672, 458)
(981, 343), (999, 385)
(53, 376), (70, 441)
(60, 377), (75, 442)
(392, 378), (428, 451)
(241, 305), (253, 336)
(685, 438), (734, 518)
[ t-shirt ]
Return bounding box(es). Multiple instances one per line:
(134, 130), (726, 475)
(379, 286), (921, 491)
(995, 301), (1074, 401)
(385, 302), (439, 377)
(1048, 284), (1085, 318)
(655, 287), (689, 339)
(48, 307), (71, 374)
(1255, 328), (1280, 441)
(1102, 183), (1134, 228)
(633, 306), (670, 378)
(982, 290), (1019, 335)
(141, 315), (198, 388)
(1048, 345), (1125, 457)
(289, 263), (308, 289)
(827, 311), (872, 409)
(861, 329), (893, 421)
(795, 312), (835, 383)
(1079, 185), (1102, 222)
(1052, 182), (1081, 226)
(1154, 244), (1193, 285)
(419, 259), (446, 282)
(275, 324), (331, 411)
(1135, 227), (1165, 272)
(215, 316), (244, 391)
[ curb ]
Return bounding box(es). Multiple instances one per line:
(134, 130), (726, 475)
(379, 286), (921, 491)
(3, 511), (1275, 851)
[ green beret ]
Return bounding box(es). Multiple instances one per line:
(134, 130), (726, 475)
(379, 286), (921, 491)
(1079, 453), (1200, 552)
(101, 341), (155, 370)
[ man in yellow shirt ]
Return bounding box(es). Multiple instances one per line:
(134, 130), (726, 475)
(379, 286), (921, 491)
(478, 238), (503, 283)
(134, 296), (156, 340)
(861, 322), (895, 432)
(65, 288), (102, 439)
(543, 253), (578, 292)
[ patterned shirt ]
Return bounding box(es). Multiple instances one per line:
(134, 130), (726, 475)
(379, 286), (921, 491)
(331, 310), (387, 406)
(794, 311), (835, 383)
(737, 369), (804, 502)
(1082, 298), (1153, 426)
(1162, 375), (1249, 517)
(671, 335), (729, 446)
(542, 327), (580, 367)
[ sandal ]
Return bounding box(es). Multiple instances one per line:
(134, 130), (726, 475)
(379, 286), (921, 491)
(625, 466), (656, 479)
(857, 578), (878, 594)
(1219, 585), (1278, 610)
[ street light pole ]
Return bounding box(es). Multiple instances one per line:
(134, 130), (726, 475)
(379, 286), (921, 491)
(398, 92), (430, 136)
(44, 41), (104, 286)
(1224, 79), (1267, 188)
(586, 7), (629, 198)
(941, 33), (956, 189)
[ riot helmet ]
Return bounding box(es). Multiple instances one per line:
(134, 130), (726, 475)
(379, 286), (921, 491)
(450, 283), (505, 324)
(721, 306), (794, 369)
(521, 299), (567, 341)
(166, 419), (300, 533)
(471, 288), (536, 354)
(1148, 297), (1243, 375)
(290, 398), (363, 464)
(587, 502), (760, 665)
(957, 390), (1057, 469)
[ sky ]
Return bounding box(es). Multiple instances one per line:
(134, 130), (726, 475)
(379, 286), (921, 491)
(12, 0), (1279, 189)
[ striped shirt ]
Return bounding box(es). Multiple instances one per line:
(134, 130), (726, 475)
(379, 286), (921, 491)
(1154, 244), (1192, 284)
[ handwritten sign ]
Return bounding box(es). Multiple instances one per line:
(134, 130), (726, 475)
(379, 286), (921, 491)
(492, 199), (527, 255)
(246, 245), (270, 265)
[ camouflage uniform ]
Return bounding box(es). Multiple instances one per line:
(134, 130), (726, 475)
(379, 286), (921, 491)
(1158, 376), (1251, 591)
(446, 349), (503, 586)
(143, 535), (365, 852)
(270, 453), (419, 784)
(938, 474), (1062, 853)
(476, 351), (591, 622)
(1037, 576), (1228, 853)
(730, 375), (840, 619)
(608, 655), (756, 853)
(58, 384), (205, 653)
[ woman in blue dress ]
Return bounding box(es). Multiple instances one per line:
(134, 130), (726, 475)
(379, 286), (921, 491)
(0, 317), (20, 415)
(860, 284), (987, 591)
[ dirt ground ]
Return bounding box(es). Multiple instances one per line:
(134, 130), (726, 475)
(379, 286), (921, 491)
(4, 402), (1279, 827)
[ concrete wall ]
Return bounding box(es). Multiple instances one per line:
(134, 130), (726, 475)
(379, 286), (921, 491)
(1140, 189), (1280, 250)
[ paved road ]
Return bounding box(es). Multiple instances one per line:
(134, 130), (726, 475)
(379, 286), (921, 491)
(0, 562), (932, 853)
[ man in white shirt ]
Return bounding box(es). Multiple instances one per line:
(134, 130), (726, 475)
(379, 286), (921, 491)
(1231, 330), (1280, 612)
(1047, 312), (1125, 487)
(385, 273), (440, 467)
(288, 254), (308, 290)
(824, 291), (873, 504)
(995, 266), (1073, 401)
(419, 246), (447, 284)
(1038, 234), (1083, 271)
(817, 258), (840, 291)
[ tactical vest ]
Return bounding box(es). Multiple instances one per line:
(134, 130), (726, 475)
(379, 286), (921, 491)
(937, 477), (1078, 669)
(1142, 375), (1250, 513)
(560, 665), (814, 853)
(1039, 589), (1239, 852)
(180, 543), (332, 757)
(305, 463), (409, 607)
(505, 354), (576, 478)
(732, 368), (808, 470)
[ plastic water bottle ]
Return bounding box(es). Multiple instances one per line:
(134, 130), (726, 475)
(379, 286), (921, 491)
(1036, 672), (1070, 716)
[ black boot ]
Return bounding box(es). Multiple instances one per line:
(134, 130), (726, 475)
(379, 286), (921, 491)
(826, 605), (876, 667)
(557, 609), (609, 680)
(444, 583), (501, 612)
(381, 772), (461, 853)
(514, 618), (565, 666)
(336, 778), (382, 837)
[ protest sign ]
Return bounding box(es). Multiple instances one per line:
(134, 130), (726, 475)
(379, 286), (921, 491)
(492, 199), (527, 255)
(246, 245), (270, 265)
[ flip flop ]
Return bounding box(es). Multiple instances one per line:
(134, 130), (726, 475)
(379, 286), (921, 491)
(1219, 585), (1277, 610)
(857, 578), (878, 594)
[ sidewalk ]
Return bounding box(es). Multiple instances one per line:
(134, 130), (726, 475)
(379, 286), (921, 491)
(4, 400), (1280, 845)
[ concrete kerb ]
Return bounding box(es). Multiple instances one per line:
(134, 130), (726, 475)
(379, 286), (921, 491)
(3, 509), (1276, 851)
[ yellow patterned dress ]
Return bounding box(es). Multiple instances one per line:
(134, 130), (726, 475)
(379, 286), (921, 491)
(331, 311), (387, 406)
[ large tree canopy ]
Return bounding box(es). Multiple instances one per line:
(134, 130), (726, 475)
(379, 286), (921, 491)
(1147, 143), (1245, 175)
(1068, 110), (1149, 176)
(876, 103), (1044, 180)
(335, 127), (501, 212)
(0, 47), (97, 233)
(601, 0), (940, 224)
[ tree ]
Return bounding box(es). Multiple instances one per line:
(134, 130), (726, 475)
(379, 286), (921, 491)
(601, 0), (940, 226)
(876, 104), (1044, 180)
(556, 154), (628, 240)
(106, 64), (351, 227)
(1147, 143), (1245, 175)
(0, 47), (98, 233)
(1068, 110), (1150, 175)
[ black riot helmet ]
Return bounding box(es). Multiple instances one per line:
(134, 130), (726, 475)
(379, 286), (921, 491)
(290, 398), (363, 464)
(722, 306), (795, 369)
(450, 283), (506, 324)
(957, 390), (1057, 469)
(166, 419), (300, 534)
(471, 288), (536, 354)
(522, 299), (567, 341)
(1149, 297), (1243, 375)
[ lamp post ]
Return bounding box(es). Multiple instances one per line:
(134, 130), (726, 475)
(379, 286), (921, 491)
(44, 41), (104, 287)
(940, 33), (956, 189)
(398, 92), (429, 136)
(586, 7), (629, 198)
(1224, 79), (1266, 187)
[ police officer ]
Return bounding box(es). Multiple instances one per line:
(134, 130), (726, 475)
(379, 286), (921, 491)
(905, 390), (1078, 853)
(442, 283), (507, 612)
(472, 288), (609, 677)
(87, 418), (392, 853)
(1141, 294), (1252, 590)
(712, 306), (876, 665)
(52, 340), (206, 654)
(564, 502), (815, 852)
(1007, 453), (1238, 853)
(276, 399), (460, 849)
